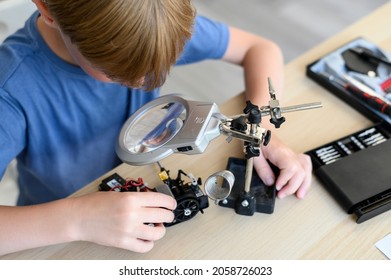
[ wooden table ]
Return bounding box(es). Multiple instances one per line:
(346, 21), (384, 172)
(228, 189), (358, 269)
(3, 2), (391, 260)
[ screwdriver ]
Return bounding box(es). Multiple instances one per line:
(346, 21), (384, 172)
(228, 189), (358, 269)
(319, 72), (391, 117)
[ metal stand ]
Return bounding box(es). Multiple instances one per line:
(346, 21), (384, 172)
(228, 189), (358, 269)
(213, 78), (321, 215)
(218, 157), (276, 215)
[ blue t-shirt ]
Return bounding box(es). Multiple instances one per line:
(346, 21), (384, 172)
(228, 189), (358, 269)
(0, 11), (229, 205)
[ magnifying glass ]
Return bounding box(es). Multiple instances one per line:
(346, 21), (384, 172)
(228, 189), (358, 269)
(204, 170), (235, 204)
(115, 83), (322, 216)
(116, 94), (221, 165)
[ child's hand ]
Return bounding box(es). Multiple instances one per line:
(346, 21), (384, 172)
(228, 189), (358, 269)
(253, 135), (312, 199)
(70, 191), (177, 252)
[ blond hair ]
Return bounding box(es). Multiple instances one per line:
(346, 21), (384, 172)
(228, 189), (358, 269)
(45, 0), (195, 90)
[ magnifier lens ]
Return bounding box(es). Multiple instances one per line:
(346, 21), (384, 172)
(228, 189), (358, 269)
(124, 102), (186, 154)
(205, 170), (235, 202)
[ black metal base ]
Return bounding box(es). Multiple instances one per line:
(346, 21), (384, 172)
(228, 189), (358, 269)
(218, 157), (276, 215)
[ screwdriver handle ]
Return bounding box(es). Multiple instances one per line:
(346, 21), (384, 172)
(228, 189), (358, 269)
(346, 84), (391, 117)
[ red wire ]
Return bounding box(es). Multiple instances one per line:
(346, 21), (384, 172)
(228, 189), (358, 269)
(109, 177), (153, 192)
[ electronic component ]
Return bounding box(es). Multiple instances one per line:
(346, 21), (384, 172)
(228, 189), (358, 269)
(99, 173), (130, 192)
(98, 165), (209, 227)
(156, 163), (209, 227)
(99, 173), (147, 192)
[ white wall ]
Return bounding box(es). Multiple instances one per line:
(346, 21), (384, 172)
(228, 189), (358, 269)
(0, 0), (37, 42)
(0, 0), (36, 205)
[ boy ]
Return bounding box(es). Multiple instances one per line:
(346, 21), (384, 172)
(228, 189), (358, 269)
(0, 0), (311, 255)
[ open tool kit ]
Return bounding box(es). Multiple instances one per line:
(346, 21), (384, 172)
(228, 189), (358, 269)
(306, 37), (391, 223)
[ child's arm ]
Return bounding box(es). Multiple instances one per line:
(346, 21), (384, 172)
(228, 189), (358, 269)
(0, 191), (176, 255)
(221, 26), (312, 199)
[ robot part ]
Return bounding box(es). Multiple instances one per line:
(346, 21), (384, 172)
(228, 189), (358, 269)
(98, 166), (209, 227)
(156, 163), (209, 227)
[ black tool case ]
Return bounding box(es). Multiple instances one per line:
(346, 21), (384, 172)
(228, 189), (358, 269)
(306, 37), (391, 223)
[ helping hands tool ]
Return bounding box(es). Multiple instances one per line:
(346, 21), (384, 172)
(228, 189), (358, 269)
(115, 78), (322, 215)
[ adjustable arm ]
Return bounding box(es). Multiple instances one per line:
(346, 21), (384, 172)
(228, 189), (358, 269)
(217, 78), (322, 158)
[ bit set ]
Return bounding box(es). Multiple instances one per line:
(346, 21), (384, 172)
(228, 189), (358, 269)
(309, 125), (389, 167)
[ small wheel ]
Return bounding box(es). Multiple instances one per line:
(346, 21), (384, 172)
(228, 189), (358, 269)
(173, 198), (200, 223)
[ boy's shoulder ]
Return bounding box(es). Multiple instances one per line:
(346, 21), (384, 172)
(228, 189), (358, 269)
(0, 12), (39, 86)
(176, 15), (229, 65)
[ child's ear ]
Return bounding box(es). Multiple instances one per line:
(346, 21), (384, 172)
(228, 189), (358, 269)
(33, 0), (56, 27)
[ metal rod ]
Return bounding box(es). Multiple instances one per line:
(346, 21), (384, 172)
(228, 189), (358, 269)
(244, 157), (253, 193)
(268, 77), (276, 99)
(228, 102), (322, 120)
(278, 102), (322, 113)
